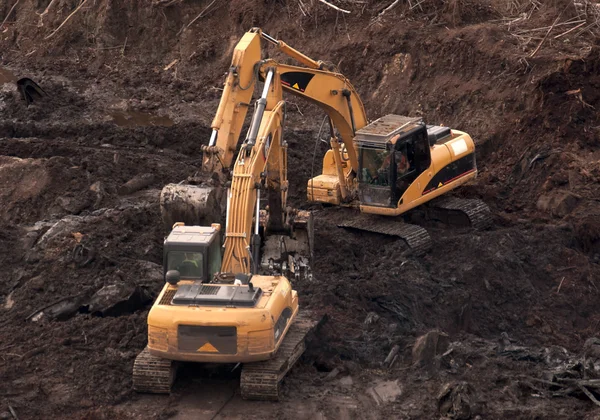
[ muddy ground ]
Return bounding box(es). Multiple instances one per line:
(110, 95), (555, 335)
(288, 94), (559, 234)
(1, 0), (600, 419)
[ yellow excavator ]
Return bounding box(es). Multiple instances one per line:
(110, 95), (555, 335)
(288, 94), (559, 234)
(134, 28), (491, 399)
(133, 31), (316, 400)
(160, 28), (490, 255)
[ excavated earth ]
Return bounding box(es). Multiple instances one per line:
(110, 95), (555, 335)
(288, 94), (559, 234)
(1, 0), (600, 419)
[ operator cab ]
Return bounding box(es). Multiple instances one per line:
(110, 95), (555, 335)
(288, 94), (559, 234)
(356, 114), (439, 208)
(163, 224), (222, 283)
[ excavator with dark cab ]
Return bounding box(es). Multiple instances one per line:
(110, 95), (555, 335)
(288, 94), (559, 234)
(133, 27), (491, 401)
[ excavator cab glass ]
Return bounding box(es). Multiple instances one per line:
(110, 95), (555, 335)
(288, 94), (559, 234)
(167, 252), (204, 278)
(163, 226), (222, 282)
(358, 144), (395, 207)
(394, 126), (431, 199)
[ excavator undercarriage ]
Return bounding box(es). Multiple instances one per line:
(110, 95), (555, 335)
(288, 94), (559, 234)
(240, 312), (320, 400)
(133, 313), (321, 398)
(338, 196), (491, 256)
(133, 347), (177, 394)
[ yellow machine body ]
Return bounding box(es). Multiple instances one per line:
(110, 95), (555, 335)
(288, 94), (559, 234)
(307, 115), (478, 216)
(147, 276), (298, 363)
(359, 129), (476, 216)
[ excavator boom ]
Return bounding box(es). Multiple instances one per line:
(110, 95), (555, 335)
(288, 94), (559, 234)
(203, 31), (262, 172)
(222, 69), (287, 274)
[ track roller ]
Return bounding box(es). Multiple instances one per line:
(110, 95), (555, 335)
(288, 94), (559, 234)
(240, 313), (319, 400)
(133, 347), (177, 394)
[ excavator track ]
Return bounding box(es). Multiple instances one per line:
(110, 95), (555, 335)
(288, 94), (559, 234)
(428, 197), (492, 230)
(240, 313), (319, 400)
(132, 347), (176, 394)
(338, 215), (432, 256)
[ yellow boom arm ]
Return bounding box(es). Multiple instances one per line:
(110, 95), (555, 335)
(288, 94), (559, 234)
(202, 29), (367, 192)
(208, 29), (369, 273)
(221, 69), (287, 274)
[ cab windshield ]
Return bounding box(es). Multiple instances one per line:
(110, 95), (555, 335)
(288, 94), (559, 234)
(359, 147), (392, 186)
(168, 251), (204, 278)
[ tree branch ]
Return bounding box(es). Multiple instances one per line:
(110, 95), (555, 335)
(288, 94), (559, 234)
(318, 0), (351, 14)
(45, 0), (89, 40)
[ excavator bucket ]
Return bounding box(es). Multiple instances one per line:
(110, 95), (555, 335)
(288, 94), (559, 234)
(159, 184), (224, 231)
(260, 210), (314, 282)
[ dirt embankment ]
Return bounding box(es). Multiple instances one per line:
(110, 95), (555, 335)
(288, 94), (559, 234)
(1, 0), (600, 419)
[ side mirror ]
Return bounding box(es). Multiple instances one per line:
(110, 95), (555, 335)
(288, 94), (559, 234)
(166, 270), (181, 285)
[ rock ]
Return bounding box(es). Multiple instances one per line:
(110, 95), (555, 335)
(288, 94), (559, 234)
(338, 376), (353, 387)
(342, 360), (360, 374)
(78, 399), (94, 408)
(4, 291), (14, 310)
(584, 338), (600, 358)
(0, 156), (50, 223)
(35, 216), (84, 250)
(89, 181), (107, 207)
(118, 173), (155, 195)
(383, 344), (400, 368)
(160, 183), (223, 231)
(584, 337), (600, 375)
(536, 191), (581, 218)
(438, 382), (473, 420)
(324, 367), (340, 382)
(31, 294), (87, 322)
(412, 330), (450, 369)
(134, 260), (164, 286)
(87, 283), (151, 316)
(366, 380), (402, 406)
(27, 275), (45, 291)
(363, 312), (380, 326)
(31, 281), (151, 322)
(55, 195), (89, 214)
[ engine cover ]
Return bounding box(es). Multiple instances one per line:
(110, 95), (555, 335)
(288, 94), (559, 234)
(172, 283), (262, 307)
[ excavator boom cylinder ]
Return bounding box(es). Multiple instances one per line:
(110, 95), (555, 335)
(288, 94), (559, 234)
(259, 30), (321, 69)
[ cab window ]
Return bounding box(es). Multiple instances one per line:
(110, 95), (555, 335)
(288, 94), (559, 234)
(412, 130), (431, 173)
(168, 251), (204, 278)
(208, 238), (222, 279)
(359, 147), (392, 186)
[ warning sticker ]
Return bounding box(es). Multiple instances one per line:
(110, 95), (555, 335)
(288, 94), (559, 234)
(197, 342), (219, 353)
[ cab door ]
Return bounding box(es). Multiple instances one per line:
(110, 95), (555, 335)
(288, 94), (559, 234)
(357, 145), (395, 208)
(392, 127), (431, 203)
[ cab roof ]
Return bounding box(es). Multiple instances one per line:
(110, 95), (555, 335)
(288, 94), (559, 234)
(165, 225), (218, 247)
(354, 114), (423, 147)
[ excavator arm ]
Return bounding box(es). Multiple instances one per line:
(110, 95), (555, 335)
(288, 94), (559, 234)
(257, 60), (367, 199)
(221, 68), (287, 274)
(202, 31), (262, 172)
(161, 29), (366, 261)
(202, 28), (367, 196)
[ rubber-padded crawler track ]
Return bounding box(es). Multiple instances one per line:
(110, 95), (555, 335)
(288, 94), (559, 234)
(133, 347), (176, 394)
(338, 215), (432, 256)
(429, 197), (492, 230)
(240, 313), (318, 400)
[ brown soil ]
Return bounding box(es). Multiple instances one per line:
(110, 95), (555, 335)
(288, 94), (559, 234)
(2, 0), (600, 419)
